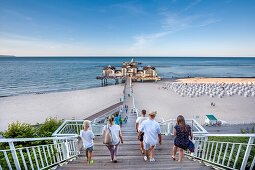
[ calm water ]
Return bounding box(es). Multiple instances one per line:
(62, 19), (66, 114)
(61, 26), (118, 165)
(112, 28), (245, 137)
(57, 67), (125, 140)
(0, 57), (255, 97)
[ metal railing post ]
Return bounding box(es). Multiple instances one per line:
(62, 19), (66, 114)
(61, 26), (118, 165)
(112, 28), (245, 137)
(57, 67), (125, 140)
(241, 137), (254, 170)
(8, 141), (21, 170)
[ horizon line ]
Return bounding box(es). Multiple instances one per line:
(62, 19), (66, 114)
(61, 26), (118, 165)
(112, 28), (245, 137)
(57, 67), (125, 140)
(2, 55), (255, 58)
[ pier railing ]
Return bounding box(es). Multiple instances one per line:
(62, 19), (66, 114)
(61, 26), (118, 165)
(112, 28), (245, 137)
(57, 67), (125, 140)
(0, 136), (79, 170)
(52, 120), (104, 137)
(52, 105), (122, 137)
(159, 118), (208, 135)
(185, 134), (255, 170)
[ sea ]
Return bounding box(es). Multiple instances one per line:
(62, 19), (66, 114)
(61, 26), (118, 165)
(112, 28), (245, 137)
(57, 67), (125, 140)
(0, 57), (255, 97)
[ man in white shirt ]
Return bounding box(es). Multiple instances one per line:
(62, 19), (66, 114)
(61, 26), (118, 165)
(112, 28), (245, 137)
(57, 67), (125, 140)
(136, 109), (148, 154)
(138, 111), (162, 162)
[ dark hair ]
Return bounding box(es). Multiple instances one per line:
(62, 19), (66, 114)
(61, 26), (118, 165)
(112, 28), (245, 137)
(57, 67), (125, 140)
(115, 113), (119, 117)
(177, 115), (187, 132)
(142, 110), (146, 115)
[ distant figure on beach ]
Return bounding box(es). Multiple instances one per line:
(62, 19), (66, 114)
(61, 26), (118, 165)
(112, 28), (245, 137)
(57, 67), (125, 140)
(138, 111), (161, 162)
(210, 102), (216, 106)
(103, 115), (124, 163)
(172, 115), (193, 162)
(80, 120), (95, 164)
(136, 109), (148, 154)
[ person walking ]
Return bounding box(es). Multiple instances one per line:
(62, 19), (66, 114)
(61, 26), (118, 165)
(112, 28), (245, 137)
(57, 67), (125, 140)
(172, 115), (193, 162)
(102, 115), (124, 163)
(135, 109), (148, 154)
(138, 111), (161, 162)
(114, 113), (121, 126)
(80, 120), (95, 164)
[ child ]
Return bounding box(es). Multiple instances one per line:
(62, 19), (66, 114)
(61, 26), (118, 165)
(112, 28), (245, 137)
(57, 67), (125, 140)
(80, 120), (95, 164)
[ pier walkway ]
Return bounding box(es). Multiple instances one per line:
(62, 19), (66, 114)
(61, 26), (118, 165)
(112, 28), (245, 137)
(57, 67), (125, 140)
(58, 78), (211, 169)
(85, 102), (123, 121)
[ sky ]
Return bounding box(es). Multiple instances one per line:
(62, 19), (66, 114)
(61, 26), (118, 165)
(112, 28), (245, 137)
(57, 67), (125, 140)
(0, 0), (255, 57)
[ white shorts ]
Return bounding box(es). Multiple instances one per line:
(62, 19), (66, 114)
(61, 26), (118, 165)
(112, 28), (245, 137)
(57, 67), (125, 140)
(143, 141), (156, 150)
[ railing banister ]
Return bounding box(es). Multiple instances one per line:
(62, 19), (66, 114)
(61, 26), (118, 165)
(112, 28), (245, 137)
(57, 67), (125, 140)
(222, 143), (229, 165)
(249, 155), (255, 170)
(26, 148), (34, 170)
(8, 141), (21, 170)
(19, 148), (28, 170)
(233, 144), (242, 169)
(212, 142), (218, 163)
(32, 147), (40, 169)
(241, 137), (254, 170)
(217, 142), (223, 164)
(227, 143), (235, 167)
(3, 151), (12, 170)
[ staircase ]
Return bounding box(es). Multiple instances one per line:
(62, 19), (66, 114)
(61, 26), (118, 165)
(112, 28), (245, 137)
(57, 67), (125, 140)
(58, 78), (212, 169)
(58, 112), (212, 169)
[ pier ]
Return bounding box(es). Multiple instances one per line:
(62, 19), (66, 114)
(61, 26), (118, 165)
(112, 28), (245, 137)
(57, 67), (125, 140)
(58, 78), (211, 169)
(97, 59), (162, 86)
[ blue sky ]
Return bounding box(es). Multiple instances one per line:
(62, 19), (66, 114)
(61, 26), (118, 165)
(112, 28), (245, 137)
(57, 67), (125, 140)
(0, 0), (255, 56)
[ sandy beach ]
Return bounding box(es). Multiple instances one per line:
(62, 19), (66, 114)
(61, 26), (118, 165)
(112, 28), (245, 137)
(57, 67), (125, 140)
(133, 79), (255, 125)
(0, 85), (123, 131)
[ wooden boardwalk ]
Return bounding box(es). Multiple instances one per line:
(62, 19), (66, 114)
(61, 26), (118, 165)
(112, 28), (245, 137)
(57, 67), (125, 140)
(58, 78), (212, 170)
(85, 102), (123, 121)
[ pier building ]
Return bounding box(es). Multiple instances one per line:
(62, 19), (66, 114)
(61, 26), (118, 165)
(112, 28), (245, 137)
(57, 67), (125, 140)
(97, 58), (161, 85)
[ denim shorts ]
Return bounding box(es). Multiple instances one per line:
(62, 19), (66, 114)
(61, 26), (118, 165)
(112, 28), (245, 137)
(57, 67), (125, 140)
(85, 146), (94, 151)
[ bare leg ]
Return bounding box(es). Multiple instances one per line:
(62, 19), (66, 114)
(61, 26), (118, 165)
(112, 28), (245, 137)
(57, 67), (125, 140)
(85, 151), (88, 161)
(172, 145), (177, 159)
(88, 151), (92, 163)
(145, 150), (149, 160)
(140, 141), (144, 153)
(150, 146), (155, 160)
(178, 148), (183, 162)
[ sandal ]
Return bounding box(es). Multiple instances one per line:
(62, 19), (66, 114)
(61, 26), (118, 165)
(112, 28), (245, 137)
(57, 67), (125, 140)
(171, 155), (176, 161)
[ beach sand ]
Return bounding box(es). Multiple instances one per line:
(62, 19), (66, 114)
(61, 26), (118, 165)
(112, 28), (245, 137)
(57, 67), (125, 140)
(0, 85), (123, 131)
(133, 81), (255, 125)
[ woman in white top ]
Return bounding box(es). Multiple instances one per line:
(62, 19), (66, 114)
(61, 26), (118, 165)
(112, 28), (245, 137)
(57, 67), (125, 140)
(102, 115), (123, 163)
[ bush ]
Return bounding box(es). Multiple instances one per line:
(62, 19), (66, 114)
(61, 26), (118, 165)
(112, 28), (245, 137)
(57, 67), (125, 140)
(36, 117), (63, 137)
(0, 121), (36, 139)
(240, 126), (255, 134)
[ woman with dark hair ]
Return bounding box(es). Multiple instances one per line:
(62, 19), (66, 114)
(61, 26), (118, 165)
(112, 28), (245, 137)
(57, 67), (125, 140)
(172, 115), (193, 162)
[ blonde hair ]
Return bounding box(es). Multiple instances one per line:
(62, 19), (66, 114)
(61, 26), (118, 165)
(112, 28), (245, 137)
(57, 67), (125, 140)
(83, 120), (91, 128)
(108, 115), (115, 125)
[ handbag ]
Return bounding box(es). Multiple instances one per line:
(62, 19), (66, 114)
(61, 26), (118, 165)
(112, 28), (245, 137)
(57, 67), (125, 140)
(103, 125), (112, 145)
(188, 140), (195, 152)
(77, 136), (84, 151)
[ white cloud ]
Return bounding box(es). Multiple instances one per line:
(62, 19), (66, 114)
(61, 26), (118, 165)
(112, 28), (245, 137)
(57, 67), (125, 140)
(184, 0), (201, 11)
